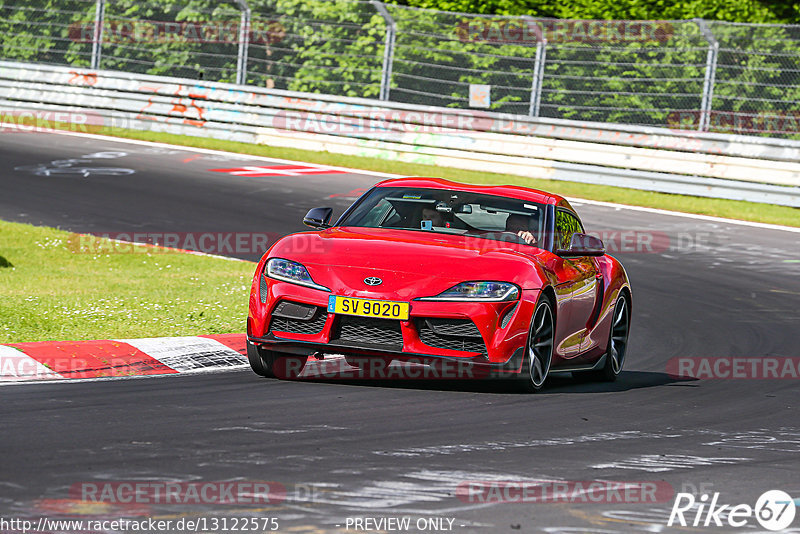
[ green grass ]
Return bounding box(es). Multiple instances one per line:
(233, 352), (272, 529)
(0, 220), (255, 343)
(94, 127), (800, 228)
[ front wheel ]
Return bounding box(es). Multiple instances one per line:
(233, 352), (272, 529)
(247, 342), (307, 379)
(519, 298), (555, 393)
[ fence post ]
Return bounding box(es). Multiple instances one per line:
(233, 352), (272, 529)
(695, 18), (718, 132)
(371, 0), (396, 101)
(235, 0), (251, 85)
(523, 16), (547, 117)
(90, 0), (105, 70)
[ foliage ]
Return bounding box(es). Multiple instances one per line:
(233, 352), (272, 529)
(390, 0), (800, 23)
(247, 0), (385, 96)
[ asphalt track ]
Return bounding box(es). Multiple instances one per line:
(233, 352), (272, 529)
(1, 131), (800, 533)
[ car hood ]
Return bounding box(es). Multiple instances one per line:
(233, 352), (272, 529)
(269, 227), (548, 299)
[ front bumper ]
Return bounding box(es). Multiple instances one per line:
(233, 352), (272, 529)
(248, 278), (540, 374)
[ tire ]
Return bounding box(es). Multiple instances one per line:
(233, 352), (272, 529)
(247, 342), (274, 378)
(585, 293), (630, 382)
(247, 342), (308, 379)
(518, 297), (555, 393)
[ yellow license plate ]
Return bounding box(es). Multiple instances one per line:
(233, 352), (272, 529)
(328, 296), (409, 320)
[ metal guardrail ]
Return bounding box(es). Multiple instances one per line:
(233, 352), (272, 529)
(1, 61), (799, 207)
(1, 1), (800, 138)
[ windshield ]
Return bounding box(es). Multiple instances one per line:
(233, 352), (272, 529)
(338, 187), (545, 247)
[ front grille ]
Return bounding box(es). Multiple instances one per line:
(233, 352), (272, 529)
(416, 318), (487, 354)
(269, 302), (328, 335)
(332, 316), (403, 349)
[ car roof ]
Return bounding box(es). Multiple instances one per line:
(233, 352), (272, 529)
(374, 177), (563, 206)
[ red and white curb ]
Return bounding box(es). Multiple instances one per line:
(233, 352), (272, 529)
(0, 334), (248, 382)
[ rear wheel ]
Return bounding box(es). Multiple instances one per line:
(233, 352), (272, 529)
(519, 298), (554, 393)
(585, 293), (630, 382)
(247, 342), (307, 379)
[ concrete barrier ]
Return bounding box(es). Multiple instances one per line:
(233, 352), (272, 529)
(1, 60), (798, 206)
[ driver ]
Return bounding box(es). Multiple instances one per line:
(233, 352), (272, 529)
(505, 214), (537, 245)
(421, 206), (445, 228)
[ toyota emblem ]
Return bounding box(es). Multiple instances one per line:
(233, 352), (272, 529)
(364, 277), (383, 286)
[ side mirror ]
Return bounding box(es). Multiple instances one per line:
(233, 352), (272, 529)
(557, 233), (605, 257)
(303, 207), (333, 229)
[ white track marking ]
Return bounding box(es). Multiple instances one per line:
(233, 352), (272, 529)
(702, 429), (800, 452)
(0, 345), (63, 381)
(115, 336), (247, 373)
(568, 197), (800, 234)
(45, 129), (800, 233)
(375, 431), (681, 458)
(591, 454), (749, 472)
(0, 365), (247, 387)
(45, 129), (400, 177)
(287, 469), (520, 512)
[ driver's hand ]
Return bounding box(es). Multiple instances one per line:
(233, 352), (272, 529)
(516, 231), (536, 245)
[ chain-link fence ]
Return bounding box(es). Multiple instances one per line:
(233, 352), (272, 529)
(1, 0), (799, 137)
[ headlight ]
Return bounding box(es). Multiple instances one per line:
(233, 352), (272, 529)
(265, 258), (330, 292)
(417, 281), (519, 302)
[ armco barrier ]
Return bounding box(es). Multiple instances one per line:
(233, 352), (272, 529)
(1, 60), (799, 207)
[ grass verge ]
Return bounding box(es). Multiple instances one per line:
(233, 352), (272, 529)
(93, 127), (800, 228)
(0, 220), (254, 343)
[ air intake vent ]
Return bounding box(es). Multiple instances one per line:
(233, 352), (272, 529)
(269, 301), (328, 335)
(332, 316), (403, 349)
(416, 318), (487, 354)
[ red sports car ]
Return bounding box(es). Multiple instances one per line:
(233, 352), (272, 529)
(247, 177), (631, 391)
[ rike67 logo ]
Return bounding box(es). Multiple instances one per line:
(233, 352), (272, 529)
(668, 490), (796, 531)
